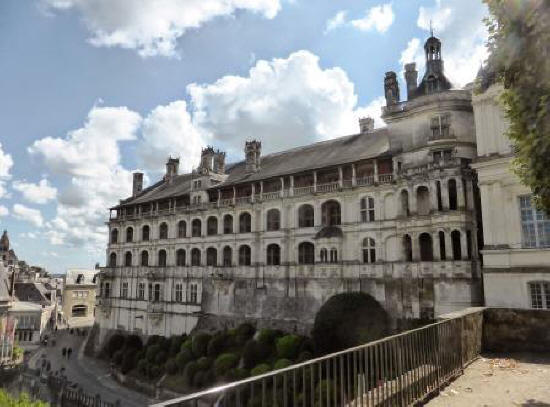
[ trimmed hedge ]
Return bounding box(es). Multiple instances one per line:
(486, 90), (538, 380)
(275, 335), (302, 360)
(207, 333), (227, 358)
(242, 339), (272, 369)
(192, 333), (212, 358)
(274, 358), (292, 370)
(165, 359), (178, 375)
(250, 363), (271, 376)
(214, 353), (239, 377)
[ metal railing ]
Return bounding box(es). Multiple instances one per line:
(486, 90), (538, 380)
(151, 310), (482, 407)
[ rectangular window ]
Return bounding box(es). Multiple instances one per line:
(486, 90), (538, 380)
(138, 283), (145, 300)
(520, 196), (550, 248)
(121, 282), (128, 298)
(175, 283), (182, 302)
(529, 281), (550, 309)
(104, 283), (111, 298)
(190, 284), (198, 304)
(154, 284), (161, 302)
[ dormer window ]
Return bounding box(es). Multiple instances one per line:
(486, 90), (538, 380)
(430, 114), (450, 140)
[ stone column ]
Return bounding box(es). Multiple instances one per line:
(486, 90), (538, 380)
(411, 233), (420, 261)
(456, 178), (466, 210)
(432, 231), (441, 261)
(251, 183), (255, 203)
(441, 178), (450, 210)
(429, 181), (439, 213)
(217, 190), (221, 208)
(460, 230), (469, 260)
(313, 171), (317, 193)
(338, 166), (343, 188)
(351, 164), (357, 187)
(289, 176), (294, 197)
(445, 231), (453, 261)
(373, 159), (379, 183)
(232, 186), (236, 205)
(280, 177), (285, 198)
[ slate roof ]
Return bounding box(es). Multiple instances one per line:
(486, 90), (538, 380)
(65, 269), (97, 286)
(14, 283), (48, 304)
(117, 129), (392, 208)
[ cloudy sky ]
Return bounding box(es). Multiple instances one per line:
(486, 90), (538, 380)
(0, 0), (488, 273)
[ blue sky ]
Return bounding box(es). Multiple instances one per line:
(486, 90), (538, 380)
(0, 0), (488, 273)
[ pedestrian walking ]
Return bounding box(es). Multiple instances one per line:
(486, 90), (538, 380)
(67, 347), (72, 359)
(62, 347), (66, 357)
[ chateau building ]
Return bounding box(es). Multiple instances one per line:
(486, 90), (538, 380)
(472, 77), (550, 309)
(97, 35), (482, 342)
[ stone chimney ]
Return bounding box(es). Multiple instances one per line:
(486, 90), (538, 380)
(245, 140), (261, 173)
(214, 151), (226, 174)
(404, 63), (418, 100)
(359, 117), (375, 134)
(165, 157), (179, 182)
(132, 172), (143, 197)
(384, 71), (400, 106)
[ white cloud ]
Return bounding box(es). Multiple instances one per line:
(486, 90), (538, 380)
(354, 96), (386, 129)
(351, 3), (394, 33)
(0, 142), (13, 199)
(13, 204), (44, 227)
(20, 232), (38, 239)
(324, 10), (347, 34)
(188, 50), (375, 155)
(0, 206), (8, 217)
(43, 0), (282, 57)
(13, 179), (57, 204)
(29, 105), (141, 249)
(139, 100), (208, 173)
(399, 0), (488, 87)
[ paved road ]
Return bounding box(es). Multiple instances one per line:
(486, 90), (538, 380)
(28, 329), (153, 407)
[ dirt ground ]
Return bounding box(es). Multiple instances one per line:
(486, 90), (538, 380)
(426, 353), (550, 407)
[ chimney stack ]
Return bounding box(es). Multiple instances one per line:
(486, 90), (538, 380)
(245, 140), (261, 173)
(132, 172), (143, 197)
(384, 71), (400, 106)
(359, 117), (375, 134)
(165, 157), (180, 182)
(404, 63), (418, 100)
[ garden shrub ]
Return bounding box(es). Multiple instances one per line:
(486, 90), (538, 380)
(250, 363), (271, 376)
(121, 350), (137, 374)
(207, 333), (227, 357)
(227, 367), (249, 381)
(169, 335), (186, 356)
(112, 349), (124, 365)
(146, 344), (162, 363)
(137, 359), (148, 376)
(236, 322), (256, 339)
(150, 365), (162, 379)
(154, 350), (168, 365)
(124, 334), (143, 351)
(105, 333), (124, 357)
(257, 328), (283, 346)
(273, 358), (292, 370)
(175, 348), (193, 370)
(192, 370), (207, 388)
(196, 356), (213, 371)
(298, 337), (314, 355)
(183, 361), (199, 387)
(192, 333), (212, 358)
(242, 339), (272, 369)
(180, 338), (193, 353)
(214, 353), (239, 377)
(275, 335), (302, 360)
(312, 293), (389, 355)
(297, 351), (312, 363)
(165, 359), (178, 375)
(146, 335), (162, 347)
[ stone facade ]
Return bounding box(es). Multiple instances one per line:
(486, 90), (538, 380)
(472, 83), (550, 309)
(62, 269), (97, 328)
(96, 36), (483, 343)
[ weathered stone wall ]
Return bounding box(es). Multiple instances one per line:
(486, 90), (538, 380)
(482, 308), (550, 353)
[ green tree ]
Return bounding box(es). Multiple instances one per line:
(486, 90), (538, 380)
(0, 390), (49, 407)
(483, 0), (550, 211)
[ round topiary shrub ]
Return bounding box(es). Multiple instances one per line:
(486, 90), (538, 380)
(242, 339), (272, 369)
(183, 360), (199, 387)
(180, 338), (193, 353)
(165, 359), (178, 375)
(207, 333), (227, 358)
(150, 365), (162, 379)
(235, 322), (255, 345)
(112, 349), (124, 365)
(214, 353), (239, 377)
(275, 335), (302, 360)
(312, 292), (389, 355)
(176, 348), (193, 370)
(137, 359), (148, 376)
(227, 367), (249, 381)
(257, 328), (283, 346)
(273, 358), (292, 370)
(250, 363), (271, 376)
(121, 350), (137, 374)
(124, 334), (143, 351)
(196, 356), (213, 371)
(155, 350), (168, 365)
(146, 335), (162, 347)
(146, 344), (162, 363)
(169, 335), (186, 356)
(297, 351), (312, 363)
(192, 333), (212, 358)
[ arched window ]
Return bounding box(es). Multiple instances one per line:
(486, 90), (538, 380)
(176, 249), (186, 266)
(158, 249), (167, 267)
(363, 238), (376, 263)
(466, 230), (473, 259)
(178, 221), (187, 238)
(223, 215), (233, 234)
(320, 248), (328, 263)
(330, 248), (338, 263)
(401, 190), (410, 217)
(142, 225), (150, 241)
(451, 230), (462, 260)
(266, 244), (281, 266)
(448, 179), (458, 210)
(207, 217), (218, 236)
(239, 245), (251, 266)
(72, 305), (87, 318)
(124, 251), (132, 266)
(439, 231), (446, 260)
(298, 205), (314, 228)
(419, 233), (433, 261)
(206, 247), (217, 266)
(192, 219), (202, 237)
(223, 246), (232, 266)
(110, 229), (118, 244)
(266, 209), (281, 231)
(126, 227), (133, 243)
(159, 222), (168, 239)
(191, 248), (201, 266)
(298, 242), (315, 265)
(321, 200), (341, 226)
(360, 197), (375, 222)
(109, 252), (117, 267)
(403, 235), (412, 262)
(239, 213), (252, 233)
(417, 186), (430, 216)
(141, 250), (149, 266)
